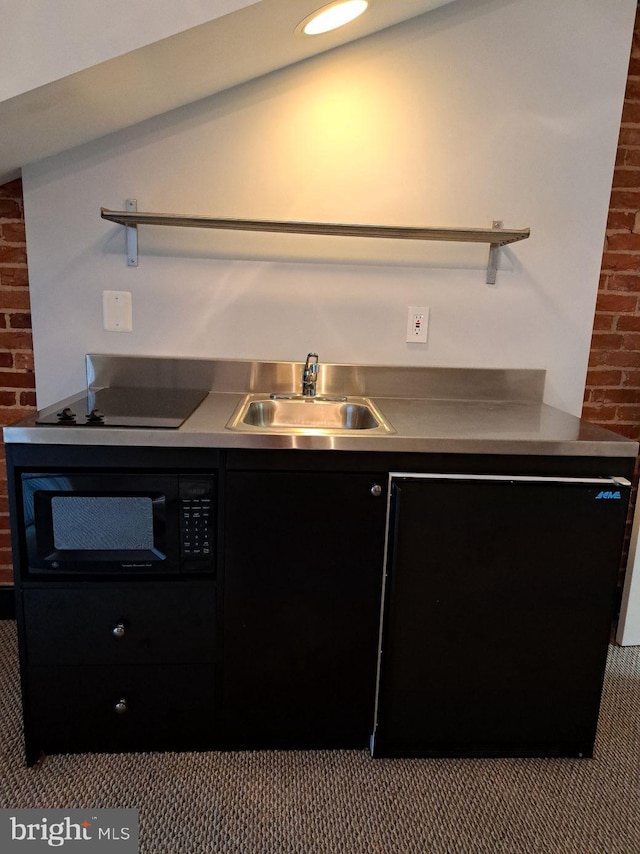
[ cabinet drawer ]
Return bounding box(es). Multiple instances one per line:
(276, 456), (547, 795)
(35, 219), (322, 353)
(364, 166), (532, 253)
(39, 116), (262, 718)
(27, 664), (216, 755)
(23, 585), (216, 665)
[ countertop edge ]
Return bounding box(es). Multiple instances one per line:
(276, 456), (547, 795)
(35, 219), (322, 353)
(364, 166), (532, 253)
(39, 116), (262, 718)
(3, 424), (638, 458)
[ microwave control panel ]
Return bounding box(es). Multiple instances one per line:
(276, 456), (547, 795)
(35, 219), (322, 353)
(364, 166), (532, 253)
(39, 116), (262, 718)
(179, 476), (215, 573)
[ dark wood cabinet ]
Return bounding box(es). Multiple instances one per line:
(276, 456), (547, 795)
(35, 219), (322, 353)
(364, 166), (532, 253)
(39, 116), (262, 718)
(6, 443), (635, 763)
(221, 470), (387, 748)
(20, 582), (216, 763)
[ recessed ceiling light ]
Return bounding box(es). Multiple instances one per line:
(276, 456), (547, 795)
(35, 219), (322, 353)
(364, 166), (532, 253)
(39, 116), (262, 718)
(297, 1), (369, 36)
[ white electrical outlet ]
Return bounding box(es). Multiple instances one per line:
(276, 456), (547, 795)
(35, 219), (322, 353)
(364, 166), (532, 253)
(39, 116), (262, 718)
(103, 290), (132, 332)
(406, 306), (429, 343)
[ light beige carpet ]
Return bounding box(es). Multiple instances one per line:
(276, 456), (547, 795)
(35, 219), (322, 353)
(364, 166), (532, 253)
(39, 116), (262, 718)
(0, 619), (638, 854)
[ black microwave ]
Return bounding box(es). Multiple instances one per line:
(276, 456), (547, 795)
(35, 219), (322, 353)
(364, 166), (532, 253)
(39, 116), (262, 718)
(21, 472), (215, 575)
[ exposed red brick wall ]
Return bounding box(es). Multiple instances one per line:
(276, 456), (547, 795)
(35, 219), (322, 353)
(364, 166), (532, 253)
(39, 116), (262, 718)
(584, 11), (640, 438)
(0, 178), (34, 585)
(582, 7), (640, 578)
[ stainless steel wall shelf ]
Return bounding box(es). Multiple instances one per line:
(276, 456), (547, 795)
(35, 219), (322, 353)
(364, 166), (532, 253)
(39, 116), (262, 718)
(100, 201), (530, 284)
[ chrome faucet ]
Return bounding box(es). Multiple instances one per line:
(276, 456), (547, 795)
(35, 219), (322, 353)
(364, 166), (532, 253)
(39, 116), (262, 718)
(302, 352), (319, 397)
(269, 353), (346, 403)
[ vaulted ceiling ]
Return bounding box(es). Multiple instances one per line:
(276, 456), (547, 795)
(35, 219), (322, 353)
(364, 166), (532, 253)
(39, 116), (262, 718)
(0, 0), (458, 184)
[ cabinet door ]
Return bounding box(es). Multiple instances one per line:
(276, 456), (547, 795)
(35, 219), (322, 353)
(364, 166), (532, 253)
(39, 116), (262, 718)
(373, 474), (630, 758)
(222, 471), (386, 748)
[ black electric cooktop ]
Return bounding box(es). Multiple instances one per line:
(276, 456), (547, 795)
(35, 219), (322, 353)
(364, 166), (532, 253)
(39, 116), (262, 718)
(35, 387), (209, 428)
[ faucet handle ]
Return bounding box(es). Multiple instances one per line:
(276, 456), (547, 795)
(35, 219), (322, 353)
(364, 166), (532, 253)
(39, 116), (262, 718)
(302, 352), (319, 396)
(303, 352), (319, 376)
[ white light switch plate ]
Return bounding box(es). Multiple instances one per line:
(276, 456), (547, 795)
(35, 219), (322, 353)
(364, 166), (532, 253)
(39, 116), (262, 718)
(103, 290), (132, 332)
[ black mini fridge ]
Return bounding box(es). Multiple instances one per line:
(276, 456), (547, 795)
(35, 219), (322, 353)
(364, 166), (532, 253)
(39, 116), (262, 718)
(371, 473), (630, 758)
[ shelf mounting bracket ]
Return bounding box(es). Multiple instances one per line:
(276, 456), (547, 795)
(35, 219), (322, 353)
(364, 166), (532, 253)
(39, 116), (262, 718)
(126, 199), (138, 267)
(486, 220), (502, 285)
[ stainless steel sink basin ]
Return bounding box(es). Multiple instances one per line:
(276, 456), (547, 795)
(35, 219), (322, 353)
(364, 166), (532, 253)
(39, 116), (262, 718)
(226, 394), (394, 434)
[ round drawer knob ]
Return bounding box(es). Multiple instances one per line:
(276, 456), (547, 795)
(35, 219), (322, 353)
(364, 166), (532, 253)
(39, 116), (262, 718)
(112, 623), (126, 639)
(370, 484), (383, 497)
(114, 698), (128, 715)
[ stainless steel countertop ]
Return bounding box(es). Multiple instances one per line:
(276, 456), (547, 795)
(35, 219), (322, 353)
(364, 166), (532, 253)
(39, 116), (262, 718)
(4, 393), (637, 457)
(3, 356), (637, 457)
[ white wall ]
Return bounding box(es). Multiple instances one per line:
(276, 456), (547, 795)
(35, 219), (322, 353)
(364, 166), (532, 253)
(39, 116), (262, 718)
(22, 0), (636, 412)
(0, 0), (260, 101)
